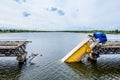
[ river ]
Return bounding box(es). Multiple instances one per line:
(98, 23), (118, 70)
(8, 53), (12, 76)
(0, 32), (120, 80)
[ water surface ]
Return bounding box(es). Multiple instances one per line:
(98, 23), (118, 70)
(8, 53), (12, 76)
(0, 32), (120, 80)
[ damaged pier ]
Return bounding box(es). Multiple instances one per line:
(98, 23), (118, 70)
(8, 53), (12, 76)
(93, 41), (120, 54)
(0, 41), (30, 64)
(61, 32), (120, 63)
(89, 41), (120, 61)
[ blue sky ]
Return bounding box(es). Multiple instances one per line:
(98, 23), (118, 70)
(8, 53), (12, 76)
(0, 0), (120, 30)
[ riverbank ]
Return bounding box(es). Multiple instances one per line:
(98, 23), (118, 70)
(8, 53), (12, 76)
(0, 29), (119, 34)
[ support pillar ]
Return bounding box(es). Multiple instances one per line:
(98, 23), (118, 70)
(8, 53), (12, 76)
(87, 52), (99, 63)
(16, 52), (27, 65)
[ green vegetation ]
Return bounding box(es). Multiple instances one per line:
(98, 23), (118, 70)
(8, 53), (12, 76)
(0, 29), (119, 34)
(0, 29), (48, 33)
(61, 29), (120, 34)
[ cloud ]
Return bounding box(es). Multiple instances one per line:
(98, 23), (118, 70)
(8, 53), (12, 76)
(14, 0), (26, 4)
(57, 9), (65, 16)
(47, 7), (57, 12)
(46, 6), (65, 16)
(0, 0), (120, 30)
(23, 11), (31, 17)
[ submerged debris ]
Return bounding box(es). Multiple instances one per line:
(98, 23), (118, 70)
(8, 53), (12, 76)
(27, 53), (38, 64)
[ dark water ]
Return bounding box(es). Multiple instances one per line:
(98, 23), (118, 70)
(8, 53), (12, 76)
(0, 32), (120, 80)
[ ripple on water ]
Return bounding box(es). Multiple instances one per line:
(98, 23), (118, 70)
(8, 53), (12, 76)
(0, 57), (21, 80)
(0, 32), (120, 80)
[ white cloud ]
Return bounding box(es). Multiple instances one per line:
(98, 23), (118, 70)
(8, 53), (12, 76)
(0, 0), (120, 30)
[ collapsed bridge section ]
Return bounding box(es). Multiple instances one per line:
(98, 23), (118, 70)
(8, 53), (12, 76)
(89, 41), (120, 61)
(61, 32), (120, 63)
(0, 41), (31, 64)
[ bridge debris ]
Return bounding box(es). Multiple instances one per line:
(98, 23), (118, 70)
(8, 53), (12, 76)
(0, 41), (31, 64)
(61, 32), (120, 63)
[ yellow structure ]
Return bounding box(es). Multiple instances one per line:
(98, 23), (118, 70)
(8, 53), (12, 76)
(61, 35), (99, 62)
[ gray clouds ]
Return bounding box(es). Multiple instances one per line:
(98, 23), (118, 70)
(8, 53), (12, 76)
(46, 6), (65, 16)
(23, 12), (31, 17)
(0, 0), (120, 30)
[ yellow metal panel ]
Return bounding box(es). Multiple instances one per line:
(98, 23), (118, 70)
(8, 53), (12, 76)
(65, 43), (92, 62)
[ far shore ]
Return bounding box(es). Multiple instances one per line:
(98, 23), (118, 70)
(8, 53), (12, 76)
(0, 29), (119, 34)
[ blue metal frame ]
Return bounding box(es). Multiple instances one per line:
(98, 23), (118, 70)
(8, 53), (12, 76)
(93, 32), (107, 43)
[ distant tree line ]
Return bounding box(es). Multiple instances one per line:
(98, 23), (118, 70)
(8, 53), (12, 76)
(0, 29), (41, 33)
(62, 29), (120, 34)
(0, 29), (119, 34)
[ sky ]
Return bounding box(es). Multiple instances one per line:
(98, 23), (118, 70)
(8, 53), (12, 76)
(0, 0), (120, 30)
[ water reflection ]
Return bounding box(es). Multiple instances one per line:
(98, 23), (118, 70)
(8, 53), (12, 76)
(66, 55), (120, 80)
(0, 58), (22, 80)
(0, 32), (119, 80)
(67, 62), (87, 76)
